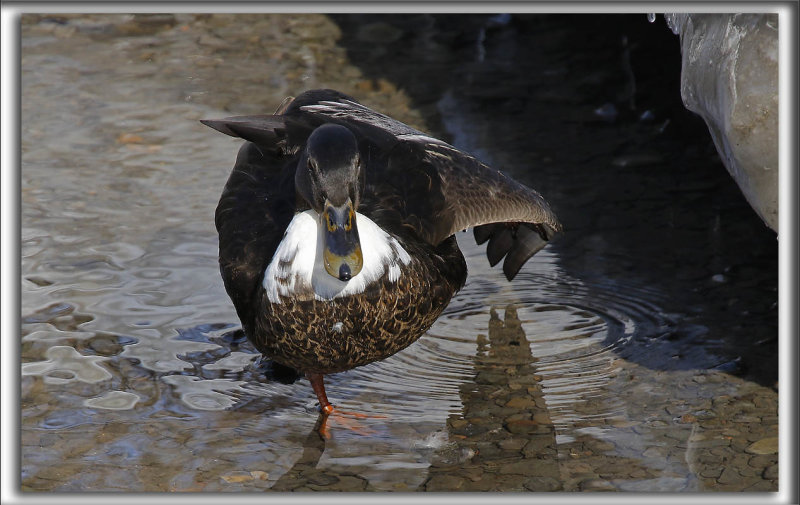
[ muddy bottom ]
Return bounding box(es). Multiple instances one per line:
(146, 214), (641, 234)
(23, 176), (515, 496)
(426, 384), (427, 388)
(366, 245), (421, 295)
(20, 13), (778, 492)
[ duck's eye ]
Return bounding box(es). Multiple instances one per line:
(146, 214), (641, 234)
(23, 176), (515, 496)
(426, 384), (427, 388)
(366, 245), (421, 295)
(325, 212), (336, 232)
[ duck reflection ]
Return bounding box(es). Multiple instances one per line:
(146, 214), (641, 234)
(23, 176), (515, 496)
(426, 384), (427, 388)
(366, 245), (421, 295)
(423, 304), (561, 491)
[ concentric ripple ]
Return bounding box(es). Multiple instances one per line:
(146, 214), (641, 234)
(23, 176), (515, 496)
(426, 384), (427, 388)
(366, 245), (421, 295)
(302, 239), (678, 436)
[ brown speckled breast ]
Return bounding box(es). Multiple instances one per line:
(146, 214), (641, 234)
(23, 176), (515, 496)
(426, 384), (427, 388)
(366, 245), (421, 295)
(249, 236), (466, 374)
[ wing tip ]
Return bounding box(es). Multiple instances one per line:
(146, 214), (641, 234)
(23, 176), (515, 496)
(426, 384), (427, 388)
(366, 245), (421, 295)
(200, 118), (237, 137)
(476, 221), (561, 281)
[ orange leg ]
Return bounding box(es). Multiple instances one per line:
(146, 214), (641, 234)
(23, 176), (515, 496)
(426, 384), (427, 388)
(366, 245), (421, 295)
(306, 372), (334, 415)
(305, 372), (387, 438)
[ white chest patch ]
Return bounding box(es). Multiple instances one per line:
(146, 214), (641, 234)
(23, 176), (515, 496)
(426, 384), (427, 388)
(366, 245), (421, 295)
(263, 210), (412, 303)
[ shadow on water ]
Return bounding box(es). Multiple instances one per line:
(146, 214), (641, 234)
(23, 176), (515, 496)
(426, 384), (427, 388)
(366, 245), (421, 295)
(326, 13), (778, 387)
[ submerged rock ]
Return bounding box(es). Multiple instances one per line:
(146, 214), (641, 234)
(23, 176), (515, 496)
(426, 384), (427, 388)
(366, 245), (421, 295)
(664, 13), (779, 231)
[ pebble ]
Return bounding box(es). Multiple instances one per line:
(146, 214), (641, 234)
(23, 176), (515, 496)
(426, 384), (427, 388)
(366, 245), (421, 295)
(699, 467), (722, 479)
(745, 437), (778, 455)
(306, 473), (339, 486)
(505, 419), (550, 435)
(523, 476), (562, 491)
(642, 446), (665, 458)
(309, 475), (367, 492)
(505, 396), (537, 409)
(717, 467), (740, 485)
(250, 471), (268, 480)
(498, 460), (560, 478)
(579, 478), (616, 491)
(522, 437), (555, 458)
(748, 455), (776, 468)
(497, 438), (527, 451)
(425, 474), (465, 491)
(220, 472), (253, 484)
(762, 464), (778, 480)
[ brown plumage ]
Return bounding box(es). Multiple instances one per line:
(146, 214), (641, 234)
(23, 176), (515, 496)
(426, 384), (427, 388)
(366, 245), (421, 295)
(203, 89), (561, 420)
(255, 237), (464, 374)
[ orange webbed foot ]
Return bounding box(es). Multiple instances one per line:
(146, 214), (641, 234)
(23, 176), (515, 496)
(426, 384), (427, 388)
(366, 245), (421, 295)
(316, 407), (388, 438)
(306, 372), (388, 438)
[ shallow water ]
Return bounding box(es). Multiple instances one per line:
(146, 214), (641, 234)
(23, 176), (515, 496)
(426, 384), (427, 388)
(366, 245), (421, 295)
(20, 13), (778, 492)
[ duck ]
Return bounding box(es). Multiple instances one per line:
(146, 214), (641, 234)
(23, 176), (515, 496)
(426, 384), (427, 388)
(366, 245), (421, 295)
(202, 88), (561, 423)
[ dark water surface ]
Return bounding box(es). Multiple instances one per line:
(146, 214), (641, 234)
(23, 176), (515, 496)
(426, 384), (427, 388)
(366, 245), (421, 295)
(20, 13), (778, 492)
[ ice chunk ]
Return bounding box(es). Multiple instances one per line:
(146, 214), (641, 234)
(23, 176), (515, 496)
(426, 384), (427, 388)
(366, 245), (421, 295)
(664, 14), (778, 231)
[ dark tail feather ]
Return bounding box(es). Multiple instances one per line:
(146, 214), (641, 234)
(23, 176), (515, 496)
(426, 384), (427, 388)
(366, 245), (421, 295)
(200, 115), (287, 147)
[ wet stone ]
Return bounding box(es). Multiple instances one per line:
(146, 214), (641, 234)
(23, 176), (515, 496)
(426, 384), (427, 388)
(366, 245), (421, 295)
(588, 439), (615, 452)
(497, 438), (527, 452)
(270, 477), (307, 490)
(505, 396), (537, 409)
(579, 478), (616, 491)
(505, 419), (551, 435)
(737, 465), (760, 478)
(221, 472), (253, 484)
(88, 336), (124, 356)
(425, 474), (465, 491)
(745, 437), (778, 455)
(458, 466), (484, 482)
(745, 480), (778, 492)
(748, 454), (777, 469)
(730, 437), (751, 452)
(323, 475), (368, 491)
(504, 413), (530, 423)
(523, 476), (562, 491)
(459, 477), (493, 492)
(762, 464), (778, 480)
(522, 437), (555, 458)
(306, 473), (339, 486)
(699, 466), (722, 479)
(490, 474), (527, 491)
(473, 441), (505, 460)
(448, 418), (467, 430)
(642, 446), (667, 458)
(717, 467), (741, 485)
(498, 460), (560, 478)
(690, 437), (731, 449)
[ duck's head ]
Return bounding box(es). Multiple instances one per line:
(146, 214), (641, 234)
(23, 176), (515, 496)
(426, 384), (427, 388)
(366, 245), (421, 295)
(295, 124), (365, 282)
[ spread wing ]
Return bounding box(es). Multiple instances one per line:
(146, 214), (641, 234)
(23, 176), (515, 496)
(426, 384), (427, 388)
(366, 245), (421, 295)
(373, 139), (562, 280)
(202, 89), (562, 281)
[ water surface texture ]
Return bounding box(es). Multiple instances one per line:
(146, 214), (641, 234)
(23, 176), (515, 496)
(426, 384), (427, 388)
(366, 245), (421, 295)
(20, 14), (778, 492)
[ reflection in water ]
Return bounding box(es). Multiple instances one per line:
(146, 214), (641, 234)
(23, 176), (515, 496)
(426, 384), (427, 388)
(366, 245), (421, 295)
(161, 375), (248, 411)
(22, 346), (112, 384)
(424, 305), (560, 491)
(83, 390), (141, 410)
(270, 425), (372, 491)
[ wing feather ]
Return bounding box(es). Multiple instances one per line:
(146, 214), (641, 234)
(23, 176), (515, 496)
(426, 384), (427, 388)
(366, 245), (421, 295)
(203, 89), (562, 282)
(412, 141), (562, 244)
